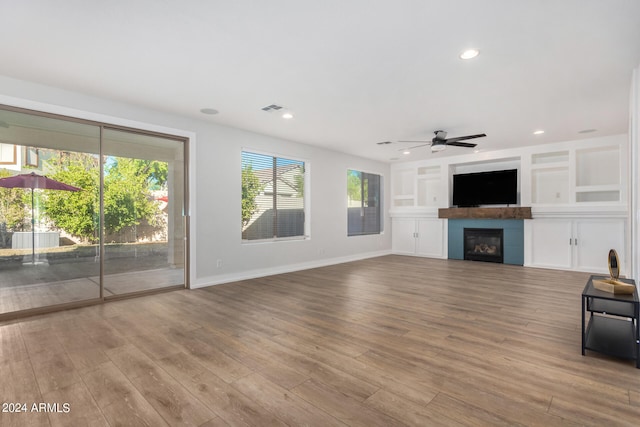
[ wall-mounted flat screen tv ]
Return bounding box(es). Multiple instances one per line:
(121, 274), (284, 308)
(452, 169), (517, 207)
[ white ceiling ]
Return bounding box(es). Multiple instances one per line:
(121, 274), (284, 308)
(1, 0), (639, 163)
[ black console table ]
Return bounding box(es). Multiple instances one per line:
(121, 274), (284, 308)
(582, 275), (639, 368)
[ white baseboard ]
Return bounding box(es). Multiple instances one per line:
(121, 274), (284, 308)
(190, 249), (392, 289)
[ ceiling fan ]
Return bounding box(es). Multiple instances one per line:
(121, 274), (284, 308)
(398, 130), (487, 152)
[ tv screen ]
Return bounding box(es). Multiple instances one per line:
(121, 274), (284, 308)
(453, 169), (517, 207)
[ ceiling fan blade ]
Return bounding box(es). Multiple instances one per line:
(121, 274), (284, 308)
(398, 144), (430, 151)
(444, 133), (486, 143)
(397, 140), (430, 143)
(446, 141), (477, 148)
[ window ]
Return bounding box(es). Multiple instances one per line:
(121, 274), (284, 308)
(24, 147), (39, 167)
(347, 170), (381, 236)
(242, 151), (306, 240)
(0, 143), (17, 164)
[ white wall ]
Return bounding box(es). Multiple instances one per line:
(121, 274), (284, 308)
(0, 75), (392, 289)
(630, 64), (639, 281)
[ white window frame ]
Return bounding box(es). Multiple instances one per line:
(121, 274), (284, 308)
(241, 148), (310, 243)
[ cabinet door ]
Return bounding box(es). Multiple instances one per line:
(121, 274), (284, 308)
(391, 218), (417, 255)
(530, 219), (573, 269)
(574, 219), (625, 274)
(416, 219), (445, 258)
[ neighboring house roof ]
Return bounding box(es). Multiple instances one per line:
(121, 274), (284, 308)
(254, 164), (303, 196)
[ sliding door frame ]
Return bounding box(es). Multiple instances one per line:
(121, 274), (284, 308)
(0, 104), (190, 320)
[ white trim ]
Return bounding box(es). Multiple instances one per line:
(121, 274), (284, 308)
(241, 147), (308, 165)
(241, 235), (310, 244)
(531, 206), (628, 218)
(191, 249), (392, 288)
(631, 66), (639, 281)
(0, 94), (194, 139)
(389, 208), (440, 218)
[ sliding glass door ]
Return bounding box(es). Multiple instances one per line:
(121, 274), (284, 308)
(0, 106), (187, 317)
(0, 108), (101, 313)
(102, 128), (186, 296)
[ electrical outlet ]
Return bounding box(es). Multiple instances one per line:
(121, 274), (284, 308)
(556, 192), (561, 198)
(216, 259), (222, 268)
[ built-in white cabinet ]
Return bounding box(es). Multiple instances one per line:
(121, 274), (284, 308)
(392, 169), (416, 207)
(530, 145), (623, 205)
(528, 218), (626, 274)
(389, 135), (628, 272)
(392, 218), (445, 258)
(392, 166), (443, 208)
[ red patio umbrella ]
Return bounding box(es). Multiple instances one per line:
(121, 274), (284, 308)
(0, 172), (82, 263)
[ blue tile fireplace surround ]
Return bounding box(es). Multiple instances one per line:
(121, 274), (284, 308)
(448, 219), (524, 265)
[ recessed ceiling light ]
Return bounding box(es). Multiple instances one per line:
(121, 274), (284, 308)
(459, 49), (479, 60)
(533, 130), (545, 135)
(578, 129), (597, 134)
(200, 108), (219, 115)
(403, 150), (411, 155)
(282, 112), (294, 119)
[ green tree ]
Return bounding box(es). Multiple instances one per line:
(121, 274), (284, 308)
(45, 153), (100, 242)
(103, 157), (160, 233)
(347, 170), (362, 203)
(242, 164), (262, 226)
(293, 167), (304, 198)
(121, 159), (168, 190)
(44, 153), (165, 241)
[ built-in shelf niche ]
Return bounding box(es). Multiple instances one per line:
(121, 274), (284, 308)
(393, 165), (442, 207)
(417, 165), (441, 207)
(575, 147), (620, 204)
(532, 151), (569, 165)
(393, 169), (415, 207)
(531, 151), (570, 204)
(576, 190), (620, 203)
(530, 146), (622, 204)
(576, 146), (619, 186)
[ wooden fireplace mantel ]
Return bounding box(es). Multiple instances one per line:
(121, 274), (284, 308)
(438, 207), (532, 220)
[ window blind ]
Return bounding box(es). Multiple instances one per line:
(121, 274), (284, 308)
(242, 151), (305, 240)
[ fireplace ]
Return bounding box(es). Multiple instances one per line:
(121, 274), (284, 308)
(464, 228), (504, 263)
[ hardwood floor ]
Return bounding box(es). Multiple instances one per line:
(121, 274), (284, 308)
(1, 255), (639, 426)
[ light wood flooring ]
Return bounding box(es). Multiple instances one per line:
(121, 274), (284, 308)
(1, 255), (640, 426)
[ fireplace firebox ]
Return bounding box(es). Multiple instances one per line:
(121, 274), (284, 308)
(464, 228), (504, 263)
